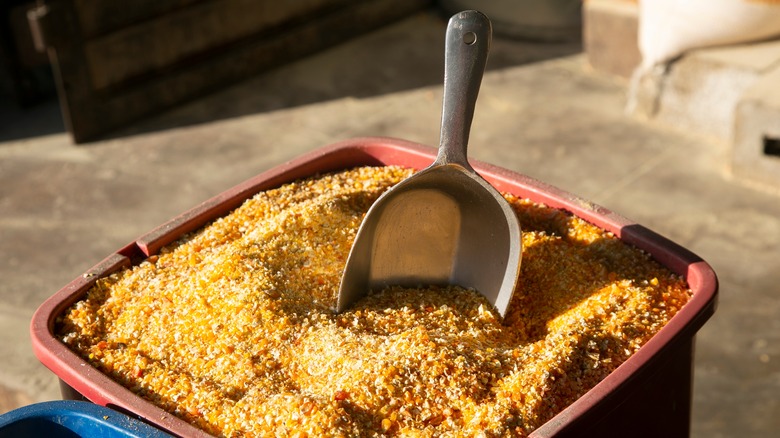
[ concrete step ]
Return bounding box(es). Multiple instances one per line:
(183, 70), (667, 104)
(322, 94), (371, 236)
(630, 40), (780, 143)
(584, 0), (780, 192)
(733, 64), (780, 191)
(583, 0), (640, 80)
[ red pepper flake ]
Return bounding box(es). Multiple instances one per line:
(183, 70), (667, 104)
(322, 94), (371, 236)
(425, 414), (444, 426)
(96, 341), (108, 349)
(333, 390), (349, 401)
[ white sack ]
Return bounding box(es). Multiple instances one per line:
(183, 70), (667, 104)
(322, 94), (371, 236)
(639, 0), (780, 69)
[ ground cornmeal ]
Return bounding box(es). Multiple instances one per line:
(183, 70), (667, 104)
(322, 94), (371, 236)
(57, 166), (692, 437)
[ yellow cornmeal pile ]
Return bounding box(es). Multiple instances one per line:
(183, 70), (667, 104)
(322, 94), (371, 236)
(57, 166), (691, 437)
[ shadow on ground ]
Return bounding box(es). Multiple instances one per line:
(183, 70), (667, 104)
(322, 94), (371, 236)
(0, 11), (581, 145)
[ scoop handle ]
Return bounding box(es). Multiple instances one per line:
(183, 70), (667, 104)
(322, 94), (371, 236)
(435, 10), (491, 168)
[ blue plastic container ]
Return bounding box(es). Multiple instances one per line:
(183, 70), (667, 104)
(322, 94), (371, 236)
(0, 401), (172, 437)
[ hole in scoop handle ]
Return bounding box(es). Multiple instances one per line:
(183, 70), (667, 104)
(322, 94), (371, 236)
(436, 10), (492, 168)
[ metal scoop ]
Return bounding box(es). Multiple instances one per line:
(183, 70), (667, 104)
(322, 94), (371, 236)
(337, 10), (522, 317)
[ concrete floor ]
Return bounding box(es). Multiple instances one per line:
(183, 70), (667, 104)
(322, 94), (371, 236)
(1, 11), (778, 437)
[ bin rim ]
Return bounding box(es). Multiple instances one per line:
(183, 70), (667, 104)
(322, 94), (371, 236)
(0, 399), (173, 437)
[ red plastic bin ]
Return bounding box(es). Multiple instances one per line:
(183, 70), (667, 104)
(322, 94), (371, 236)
(31, 137), (718, 437)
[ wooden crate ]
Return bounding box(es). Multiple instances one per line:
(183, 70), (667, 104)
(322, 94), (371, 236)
(28, 0), (431, 143)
